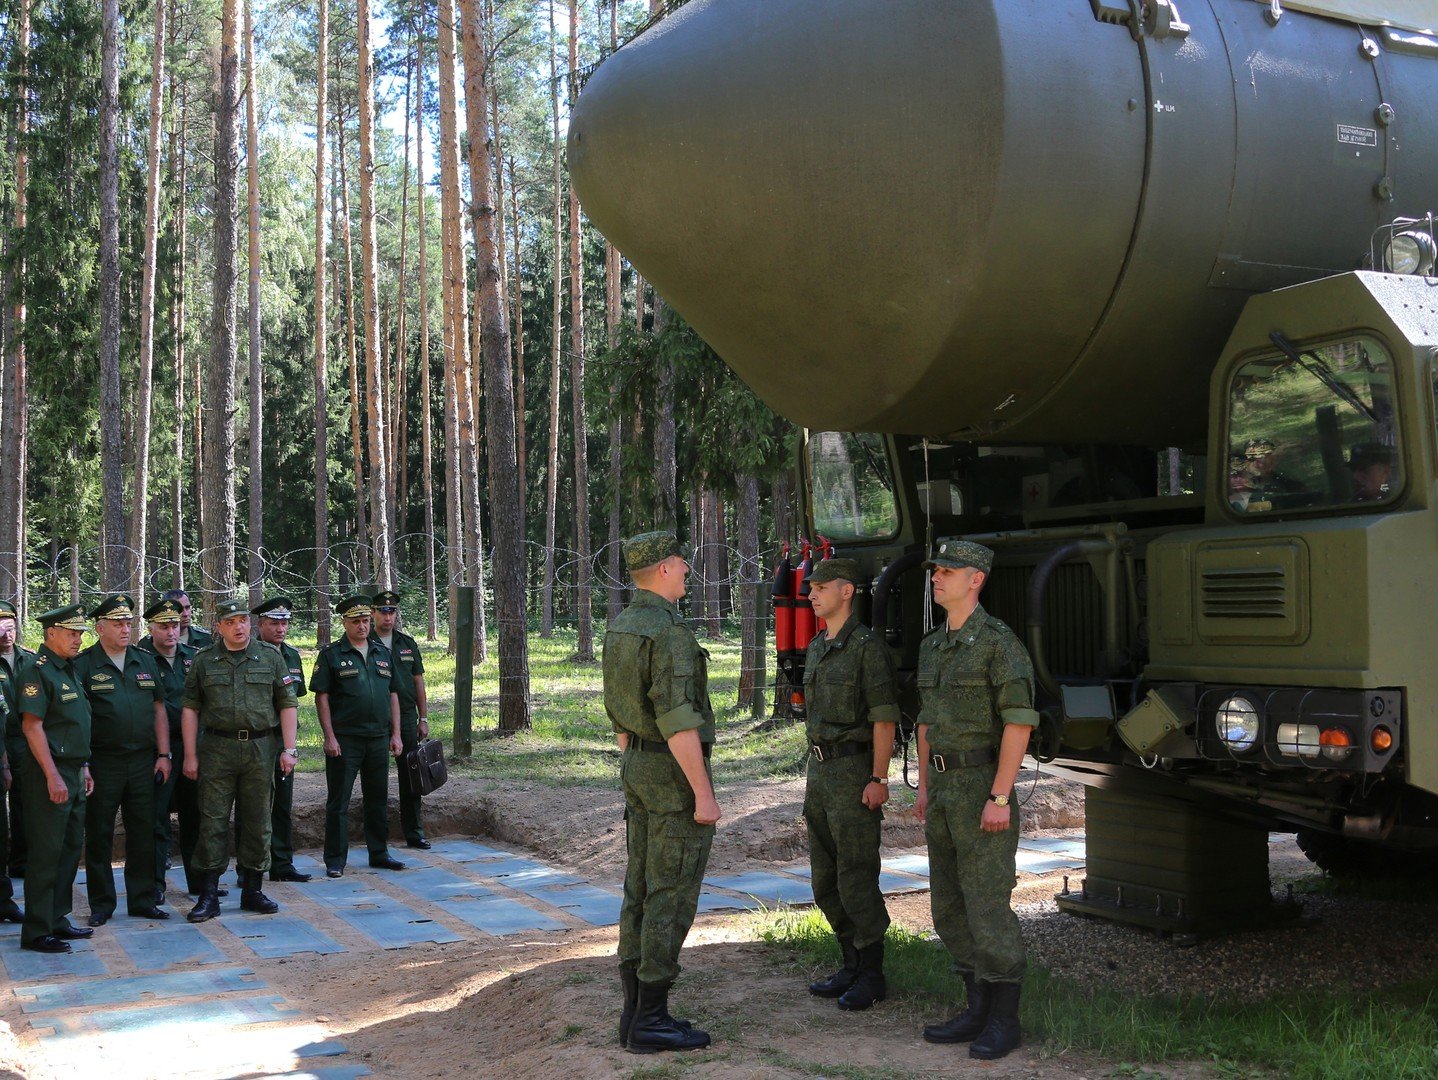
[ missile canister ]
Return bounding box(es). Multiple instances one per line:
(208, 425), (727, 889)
(569, 0), (1438, 447)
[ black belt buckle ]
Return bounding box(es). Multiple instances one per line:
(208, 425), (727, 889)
(809, 743), (826, 763)
(931, 753), (947, 773)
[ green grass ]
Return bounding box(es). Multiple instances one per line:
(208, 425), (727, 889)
(757, 909), (1438, 1080)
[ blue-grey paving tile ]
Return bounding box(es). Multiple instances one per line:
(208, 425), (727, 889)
(226, 915), (346, 959)
(14, 966), (262, 1013)
(112, 920), (228, 971)
(325, 900), (463, 947)
(703, 872), (814, 906)
(75, 867), (128, 898)
(695, 891), (750, 913)
(496, 866), (585, 892)
(0, 918), (20, 938)
(878, 871), (929, 895)
(1019, 836), (1085, 853)
(423, 839), (509, 863)
(3, 938), (107, 981)
(31, 994), (300, 1037)
(436, 896), (565, 935)
(881, 853), (930, 877)
(466, 855), (551, 879)
(535, 884), (622, 925)
(259, 1068), (370, 1080)
(379, 866), (494, 903)
(1015, 854), (1086, 875)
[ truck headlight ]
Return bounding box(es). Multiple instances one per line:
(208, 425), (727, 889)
(1383, 231), (1437, 276)
(1215, 695), (1260, 753)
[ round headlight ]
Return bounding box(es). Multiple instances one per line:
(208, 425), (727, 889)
(1383, 232), (1437, 276)
(1216, 695), (1260, 753)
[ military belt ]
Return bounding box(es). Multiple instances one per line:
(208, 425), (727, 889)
(205, 726), (278, 742)
(631, 736), (712, 759)
(929, 747), (997, 772)
(808, 740), (871, 763)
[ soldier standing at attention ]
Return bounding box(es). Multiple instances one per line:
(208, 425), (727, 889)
(311, 595), (404, 878)
(75, 594), (171, 925)
(16, 604), (96, 953)
(252, 596), (312, 883)
(181, 597), (298, 922)
(0, 599), (34, 915)
(604, 532), (720, 1055)
(916, 541), (1037, 1060)
(801, 558), (899, 1011)
(137, 597), (199, 900)
(165, 588), (214, 651)
(370, 590), (430, 849)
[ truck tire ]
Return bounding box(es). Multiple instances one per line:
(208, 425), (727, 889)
(1295, 829), (1438, 879)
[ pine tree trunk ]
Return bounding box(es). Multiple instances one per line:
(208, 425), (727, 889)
(244, 0), (264, 604)
(336, 116), (370, 583)
(314, 0), (331, 642)
(128, 0), (166, 617)
(703, 486), (722, 636)
(541, 0), (563, 639)
(566, 0), (594, 660)
(603, 2), (623, 621)
(737, 473), (762, 709)
(203, 0), (242, 611)
(459, 0), (533, 729)
(654, 302), (676, 531)
(509, 155), (525, 542)
(1, 0), (31, 613)
(358, 0), (395, 588)
(99, 0), (125, 590)
(416, 30), (438, 641)
(393, 53), (413, 548)
(173, 76), (188, 592)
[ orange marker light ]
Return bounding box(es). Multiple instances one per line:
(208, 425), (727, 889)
(1371, 726), (1394, 753)
(1319, 728), (1352, 748)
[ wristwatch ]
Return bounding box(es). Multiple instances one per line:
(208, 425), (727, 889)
(156, 752), (173, 760)
(870, 776), (890, 785)
(282, 747), (299, 757)
(987, 792), (1010, 806)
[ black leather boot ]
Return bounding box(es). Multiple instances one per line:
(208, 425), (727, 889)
(239, 869), (279, 914)
(618, 962), (639, 1047)
(808, 937), (859, 997)
(923, 975), (990, 1043)
(969, 981), (1021, 1059)
(625, 981), (711, 1054)
(187, 871), (221, 923)
(837, 940), (887, 1011)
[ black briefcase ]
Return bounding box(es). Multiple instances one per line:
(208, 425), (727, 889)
(399, 738), (448, 796)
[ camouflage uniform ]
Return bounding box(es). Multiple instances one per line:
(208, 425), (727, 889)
(1, 637), (35, 897)
(310, 635), (397, 870)
(75, 638), (165, 919)
(604, 587), (716, 986)
(182, 639), (297, 874)
(137, 634), (198, 894)
(372, 625), (426, 844)
(17, 642), (92, 948)
(918, 602), (1038, 985)
(262, 638), (307, 876)
(803, 611), (899, 950)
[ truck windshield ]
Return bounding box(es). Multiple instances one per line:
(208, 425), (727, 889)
(1227, 338), (1400, 514)
(807, 431), (900, 540)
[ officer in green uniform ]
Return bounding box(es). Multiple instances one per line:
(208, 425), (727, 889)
(17, 604), (97, 953)
(164, 588), (214, 650)
(916, 540), (1037, 1060)
(801, 558), (899, 1012)
(252, 596), (311, 882)
(0, 599), (34, 915)
(311, 594), (404, 877)
(370, 590), (430, 849)
(181, 597), (299, 922)
(75, 594), (171, 925)
(137, 597), (199, 900)
(604, 532), (720, 1055)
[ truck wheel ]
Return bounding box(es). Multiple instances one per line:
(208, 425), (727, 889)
(1295, 829), (1438, 878)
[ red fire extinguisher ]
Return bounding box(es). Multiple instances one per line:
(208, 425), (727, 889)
(772, 541), (794, 655)
(793, 540), (816, 652)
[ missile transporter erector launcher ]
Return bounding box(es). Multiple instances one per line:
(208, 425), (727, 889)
(572, 0), (1438, 934)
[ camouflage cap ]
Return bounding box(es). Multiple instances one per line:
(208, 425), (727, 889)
(1347, 442), (1393, 470)
(336, 594), (372, 620)
(91, 593), (136, 621)
(144, 598), (184, 624)
(38, 603), (91, 632)
(251, 595), (294, 620)
(809, 557), (862, 585)
(624, 531), (687, 572)
(215, 597), (249, 622)
(371, 589), (402, 611)
(924, 539), (994, 574)
(0, 599), (17, 619)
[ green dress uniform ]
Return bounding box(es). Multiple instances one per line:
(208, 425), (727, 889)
(181, 637), (297, 876)
(263, 638), (307, 877)
(75, 637), (166, 920)
(918, 602), (1038, 987)
(17, 641), (92, 948)
(802, 608), (899, 989)
(2, 641), (36, 880)
(311, 635), (397, 871)
(137, 635), (198, 895)
(372, 626), (426, 844)
(604, 588), (716, 988)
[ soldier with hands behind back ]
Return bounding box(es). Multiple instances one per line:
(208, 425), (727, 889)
(137, 597), (199, 902)
(253, 596), (312, 882)
(370, 590), (431, 849)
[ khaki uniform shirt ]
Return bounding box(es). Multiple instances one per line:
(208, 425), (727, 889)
(17, 645), (92, 762)
(603, 589), (714, 743)
(74, 643), (164, 754)
(310, 637), (395, 737)
(372, 630), (422, 721)
(181, 643), (297, 732)
(802, 613), (900, 745)
(917, 604), (1039, 753)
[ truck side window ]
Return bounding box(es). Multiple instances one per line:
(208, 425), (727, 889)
(807, 431), (900, 540)
(1227, 338), (1400, 514)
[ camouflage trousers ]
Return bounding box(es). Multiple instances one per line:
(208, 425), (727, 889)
(19, 756), (85, 947)
(85, 749), (159, 917)
(618, 745), (715, 985)
(193, 732), (278, 873)
(804, 752), (889, 949)
(924, 763), (1026, 984)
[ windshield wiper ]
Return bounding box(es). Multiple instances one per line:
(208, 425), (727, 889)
(1269, 332), (1378, 424)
